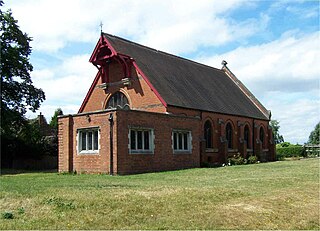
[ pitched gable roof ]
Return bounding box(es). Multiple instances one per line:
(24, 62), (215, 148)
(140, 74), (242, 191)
(102, 33), (269, 120)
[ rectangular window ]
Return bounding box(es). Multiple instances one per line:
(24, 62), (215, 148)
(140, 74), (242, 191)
(78, 128), (99, 154)
(129, 128), (154, 154)
(172, 130), (192, 153)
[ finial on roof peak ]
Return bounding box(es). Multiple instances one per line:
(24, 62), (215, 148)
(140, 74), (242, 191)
(221, 60), (228, 67)
(99, 21), (103, 34)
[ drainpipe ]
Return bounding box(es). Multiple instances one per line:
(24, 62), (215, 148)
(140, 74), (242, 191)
(252, 119), (255, 156)
(109, 113), (114, 176)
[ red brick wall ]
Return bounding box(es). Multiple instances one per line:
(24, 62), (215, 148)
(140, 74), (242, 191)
(116, 110), (201, 174)
(199, 111), (274, 164)
(59, 111), (115, 174)
(166, 105), (274, 163)
(58, 115), (73, 172)
(81, 62), (166, 114)
(58, 109), (201, 174)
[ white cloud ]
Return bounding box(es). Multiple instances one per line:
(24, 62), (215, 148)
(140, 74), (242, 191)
(31, 54), (97, 105)
(5, 0), (259, 53)
(27, 54), (97, 120)
(264, 95), (320, 144)
(138, 12), (269, 54)
(198, 31), (320, 95)
(271, 0), (319, 19)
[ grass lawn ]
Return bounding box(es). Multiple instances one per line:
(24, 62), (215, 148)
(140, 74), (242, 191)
(0, 159), (319, 230)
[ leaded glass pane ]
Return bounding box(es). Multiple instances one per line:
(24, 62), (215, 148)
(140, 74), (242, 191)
(106, 92), (129, 109)
(81, 132), (87, 151)
(137, 131), (142, 149)
(183, 133), (188, 150)
(178, 133), (183, 149)
(94, 130), (99, 150)
(144, 131), (149, 150)
(130, 130), (136, 150)
(174, 133), (177, 150)
(88, 131), (93, 150)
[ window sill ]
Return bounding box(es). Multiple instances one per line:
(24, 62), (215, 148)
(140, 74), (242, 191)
(173, 151), (192, 154)
(205, 148), (218, 153)
(228, 149), (238, 153)
(78, 151), (99, 155)
(129, 151), (154, 155)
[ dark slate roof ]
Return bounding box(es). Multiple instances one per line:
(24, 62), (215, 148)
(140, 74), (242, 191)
(103, 33), (268, 120)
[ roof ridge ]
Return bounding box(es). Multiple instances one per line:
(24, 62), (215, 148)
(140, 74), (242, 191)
(102, 32), (224, 73)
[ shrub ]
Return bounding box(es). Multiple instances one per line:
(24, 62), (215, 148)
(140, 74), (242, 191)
(228, 153), (245, 165)
(277, 142), (291, 148)
(17, 207), (25, 215)
(2, 212), (14, 219)
(247, 155), (258, 164)
(276, 152), (285, 161)
(276, 145), (304, 160)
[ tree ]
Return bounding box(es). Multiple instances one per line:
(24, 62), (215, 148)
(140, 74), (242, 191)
(1, 2), (46, 168)
(1, 3), (45, 137)
(270, 120), (284, 144)
(308, 122), (320, 144)
(49, 108), (63, 129)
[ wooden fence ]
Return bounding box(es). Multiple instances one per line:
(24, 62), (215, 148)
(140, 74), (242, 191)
(303, 144), (320, 157)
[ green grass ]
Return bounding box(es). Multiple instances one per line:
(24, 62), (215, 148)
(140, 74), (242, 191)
(1, 159), (319, 230)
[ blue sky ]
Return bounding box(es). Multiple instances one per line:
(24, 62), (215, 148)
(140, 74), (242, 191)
(4, 0), (319, 144)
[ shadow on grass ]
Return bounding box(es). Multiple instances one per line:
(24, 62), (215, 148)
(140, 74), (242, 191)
(0, 168), (57, 176)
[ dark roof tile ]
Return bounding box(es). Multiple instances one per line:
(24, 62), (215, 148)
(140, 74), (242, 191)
(104, 33), (268, 120)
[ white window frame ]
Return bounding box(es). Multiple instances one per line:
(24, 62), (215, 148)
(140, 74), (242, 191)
(77, 127), (100, 154)
(172, 130), (192, 154)
(128, 127), (154, 154)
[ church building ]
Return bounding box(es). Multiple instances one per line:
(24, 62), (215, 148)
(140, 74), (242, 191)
(58, 33), (275, 174)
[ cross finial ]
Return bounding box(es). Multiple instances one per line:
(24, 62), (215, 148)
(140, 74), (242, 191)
(99, 21), (103, 33)
(221, 60), (228, 67)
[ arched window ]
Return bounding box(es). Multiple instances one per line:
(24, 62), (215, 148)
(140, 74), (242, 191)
(106, 92), (129, 109)
(204, 120), (213, 149)
(226, 123), (233, 149)
(244, 125), (250, 148)
(259, 127), (265, 147)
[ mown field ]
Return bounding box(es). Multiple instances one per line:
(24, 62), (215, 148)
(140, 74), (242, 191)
(0, 159), (319, 230)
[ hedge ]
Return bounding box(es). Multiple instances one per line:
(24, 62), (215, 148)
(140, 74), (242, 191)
(276, 146), (304, 160)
